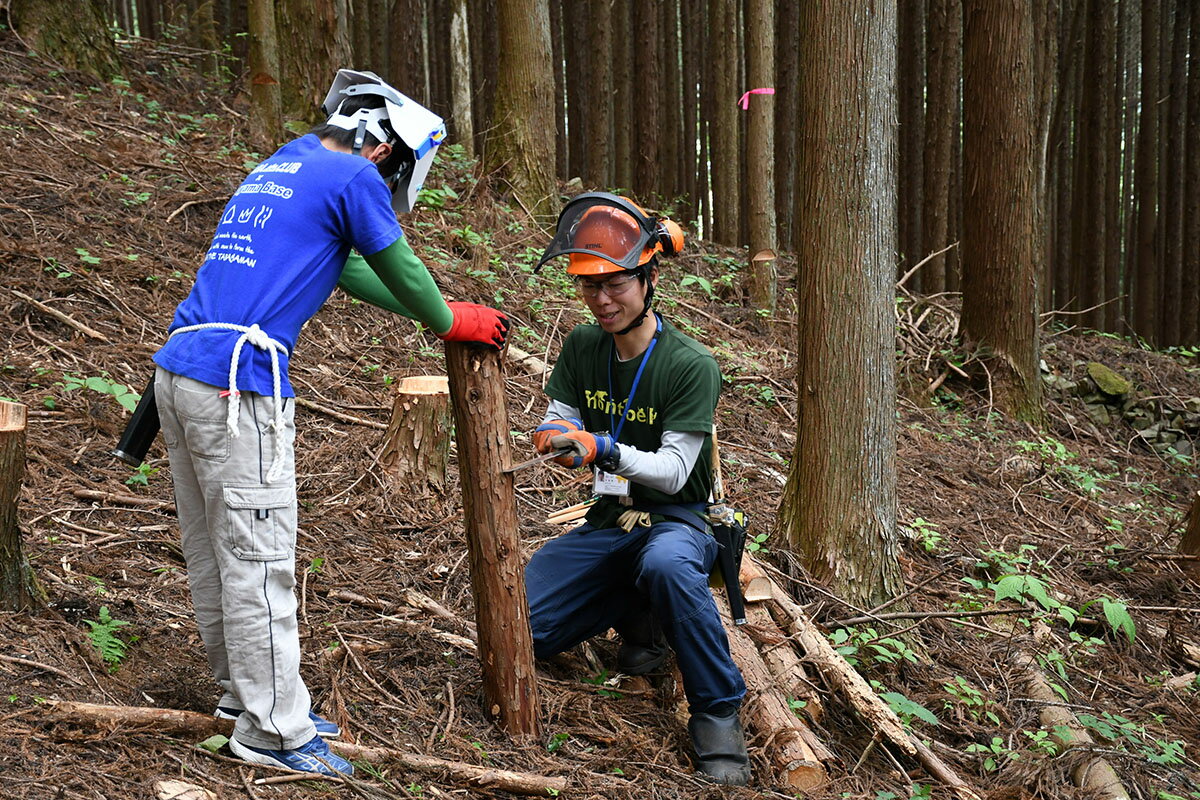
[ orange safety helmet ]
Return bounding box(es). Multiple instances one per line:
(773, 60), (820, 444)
(536, 192), (685, 276)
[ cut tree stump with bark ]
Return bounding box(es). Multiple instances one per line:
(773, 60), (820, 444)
(0, 400), (42, 611)
(445, 342), (540, 738)
(43, 701), (566, 796)
(379, 375), (452, 495)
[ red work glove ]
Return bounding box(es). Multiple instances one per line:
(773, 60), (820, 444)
(550, 430), (617, 469)
(439, 301), (510, 350)
(533, 418), (583, 453)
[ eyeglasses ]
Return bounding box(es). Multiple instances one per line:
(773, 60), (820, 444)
(575, 272), (640, 298)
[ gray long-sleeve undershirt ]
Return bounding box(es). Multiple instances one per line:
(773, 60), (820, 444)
(544, 398), (704, 495)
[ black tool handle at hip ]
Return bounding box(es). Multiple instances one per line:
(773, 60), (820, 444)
(112, 375), (160, 466)
(714, 525), (747, 625)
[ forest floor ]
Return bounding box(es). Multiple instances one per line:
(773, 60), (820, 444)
(2, 33), (1199, 800)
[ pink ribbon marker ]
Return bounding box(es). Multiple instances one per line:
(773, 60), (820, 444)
(738, 87), (775, 110)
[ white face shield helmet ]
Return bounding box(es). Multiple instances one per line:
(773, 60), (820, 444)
(321, 69), (447, 212)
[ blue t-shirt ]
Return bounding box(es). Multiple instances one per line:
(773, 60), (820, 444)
(153, 134), (402, 397)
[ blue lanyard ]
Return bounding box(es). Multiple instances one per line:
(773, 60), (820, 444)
(607, 314), (662, 441)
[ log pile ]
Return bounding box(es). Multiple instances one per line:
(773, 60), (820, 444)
(718, 555), (985, 799)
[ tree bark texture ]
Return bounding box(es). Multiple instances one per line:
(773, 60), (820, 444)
(897, 0), (926, 282)
(485, 0), (558, 220)
(746, 0), (777, 318)
(247, 0), (283, 149)
(584, 0), (612, 188)
(1133, 0), (1160, 339)
(920, 0), (960, 295)
(962, 0), (1045, 425)
(611, 0), (633, 191)
(9, 0), (120, 79)
(276, 0), (350, 127)
(781, 0), (902, 610)
(632, 0), (661, 199)
(708, 0), (740, 244)
(774, 0), (800, 251)
(1181, 491), (1200, 557)
(660, 0), (683, 202)
(680, 0), (702, 222)
(1160, 0), (1188, 346)
(390, 0), (428, 105)
(0, 402), (39, 612)
(564, 0), (589, 181)
(450, 0), (475, 157)
(379, 376), (452, 497)
(1184, 2), (1200, 345)
(444, 344), (540, 737)
(549, 0), (567, 178)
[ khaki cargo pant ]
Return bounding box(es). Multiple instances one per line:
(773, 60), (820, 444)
(155, 367), (315, 750)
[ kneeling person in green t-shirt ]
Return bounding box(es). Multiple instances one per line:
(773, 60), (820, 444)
(523, 193), (750, 787)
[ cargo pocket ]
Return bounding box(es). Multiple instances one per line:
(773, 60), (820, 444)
(177, 382), (231, 462)
(222, 485), (296, 561)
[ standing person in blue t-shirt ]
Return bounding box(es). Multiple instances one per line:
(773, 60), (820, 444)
(152, 70), (508, 776)
(523, 194), (750, 786)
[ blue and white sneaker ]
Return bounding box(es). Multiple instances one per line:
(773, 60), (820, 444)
(229, 733), (354, 776)
(215, 706), (341, 738)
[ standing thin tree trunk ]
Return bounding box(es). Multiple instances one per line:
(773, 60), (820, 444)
(633, 0), (660, 198)
(564, 0), (588, 181)
(779, 0), (901, 609)
(549, 0), (567, 178)
(1032, 0), (1058, 317)
(1104, 0), (1125, 332)
(921, 0), (959, 296)
(660, 0), (682, 202)
(584, 0), (612, 188)
(1118, 0), (1141, 329)
(1133, 0), (1161, 338)
(450, 0), (475, 158)
(680, 0), (701, 223)
(247, 0), (283, 149)
(1160, 0), (1188, 345)
(962, 0), (1045, 424)
(0, 402), (40, 612)
(1183, 1), (1200, 344)
(708, 0), (739, 244)
(611, 0), (633, 191)
(1070, 0), (1111, 331)
(897, 0), (925, 283)
(485, 0), (557, 219)
(774, 0), (800, 252)
(444, 346), (540, 737)
(746, 0), (776, 317)
(1050, 2), (1083, 318)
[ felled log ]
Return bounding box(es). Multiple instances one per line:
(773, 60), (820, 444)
(717, 596), (829, 789)
(739, 557), (774, 603)
(762, 573), (983, 800)
(743, 602), (826, 724)
(45, 701), (566, 797)
(379, 375), (452, 495)
(446, 343), (540, 737)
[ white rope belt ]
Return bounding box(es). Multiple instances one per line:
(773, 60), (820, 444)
(168, 323), (290, 483)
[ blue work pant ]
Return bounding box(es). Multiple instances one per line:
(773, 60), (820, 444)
(525, 519), (746, 713)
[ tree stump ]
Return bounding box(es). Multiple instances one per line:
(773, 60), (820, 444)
(0, 401), (41, 611)
(444, 343), (540, 738)
(379, 376), (452, 497)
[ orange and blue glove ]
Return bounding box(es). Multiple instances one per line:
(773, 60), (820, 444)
(534, 417), (583, 453)
(549, 430), (617, 469)
(439, 301), (510, 350)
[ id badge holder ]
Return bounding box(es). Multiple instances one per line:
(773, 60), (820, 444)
(593, 468), (631, 498)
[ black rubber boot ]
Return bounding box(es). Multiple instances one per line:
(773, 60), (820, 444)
(615, 611), (668, 675)
(688, 708), (751, 786)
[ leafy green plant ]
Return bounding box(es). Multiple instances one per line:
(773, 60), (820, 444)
(1079, 597), (1136, 643)
(745, 530), (770, 554)
(546, 732), (569, 753)
(125, 463), (158, 488)
(905, 517), (943, 553)
(61, 372), (140, 412)
(84, 606), (131, 669)
(75, 247), (101, 266)
(581, 670), (622, 699)
(964, 737), (1019, 772)
(680, 274), (715, 299)
(879, 691), (938, 728)
(943, 676), (1000, 724)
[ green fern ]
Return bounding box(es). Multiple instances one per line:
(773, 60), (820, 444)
(84, 606), (130, 668)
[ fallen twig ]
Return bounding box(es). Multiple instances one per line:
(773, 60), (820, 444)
(10, 289), (108, 341)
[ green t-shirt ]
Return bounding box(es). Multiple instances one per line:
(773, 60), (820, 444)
(545, 315), (721, 528)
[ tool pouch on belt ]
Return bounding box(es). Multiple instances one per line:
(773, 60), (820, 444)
(706, 503), (749, 625)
